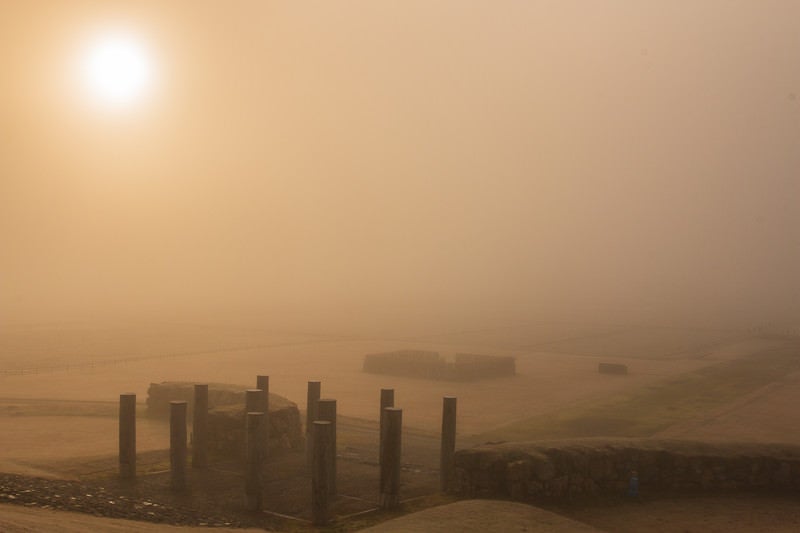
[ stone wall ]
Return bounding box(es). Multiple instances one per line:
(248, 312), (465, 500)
(146, 381), (246, 418)
(453, 353), (516, 381)
(363, 350), (515, 381)
(206, 402), (303, 458)
(598, 362), (628, 375)
(363, 350), (445, 379)
(452, 438), (800, 501)
(146, 381), (303, 457)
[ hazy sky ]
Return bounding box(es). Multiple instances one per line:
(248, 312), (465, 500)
(1, 1), (799, 330)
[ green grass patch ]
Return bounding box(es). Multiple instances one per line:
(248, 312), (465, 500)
(477, 344), (800, 442)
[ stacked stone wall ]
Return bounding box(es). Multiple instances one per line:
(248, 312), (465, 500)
(363, 350), (445, 379)
(453, 353), (516, 380)
(146, 381), (303, 457)
(363, 351), (515, 381)
(452, 438), (800, 501)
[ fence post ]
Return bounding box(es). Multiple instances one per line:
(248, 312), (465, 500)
(306, 381), (321, 467)
(380, 407), (402, 509)
(246, 389), (264, 413)
(245, 389), (267, 465)
(317, 398), (337, 495)
(119, 393), (136, 480)
(440, 396), (457, 492)
(170, 401), (188, 491)
(311, 420), (332, 526)
(192, 384), (208, 468)
(245, 411), (265, 511)
(256, 375), (270, 458)
(379, 388), (394, 468)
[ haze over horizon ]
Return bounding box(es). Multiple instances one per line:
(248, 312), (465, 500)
(2, 1), (799, 333)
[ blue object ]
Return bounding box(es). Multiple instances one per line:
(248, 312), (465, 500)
(628, 471), (639, 497)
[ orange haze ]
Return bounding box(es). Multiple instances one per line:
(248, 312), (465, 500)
(2, 1), (799, 333)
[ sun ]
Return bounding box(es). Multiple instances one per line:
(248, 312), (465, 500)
(81, 31), (155, 108)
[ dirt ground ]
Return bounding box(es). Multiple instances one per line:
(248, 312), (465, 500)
(5, 493), (800, 533)
(0, 504), (266, 533)
(359, 499), (601, 532)
(560, 493), (800, 532)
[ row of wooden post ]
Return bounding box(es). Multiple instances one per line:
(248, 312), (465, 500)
(118, 376), (271, 490)
(307, 384), (457, 525)
(118, 380), (457, 527)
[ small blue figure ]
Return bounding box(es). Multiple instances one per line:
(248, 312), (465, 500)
(628, 470), (639, 498)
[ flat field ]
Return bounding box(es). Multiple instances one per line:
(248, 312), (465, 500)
(0, 322), (796, 477)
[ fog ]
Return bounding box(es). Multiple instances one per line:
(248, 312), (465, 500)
(2, 1), (799, 333)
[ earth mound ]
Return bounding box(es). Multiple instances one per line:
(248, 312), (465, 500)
(147, 381), (303, 456)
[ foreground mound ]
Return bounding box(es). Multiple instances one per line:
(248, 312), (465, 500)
(359, 499), (599, 532)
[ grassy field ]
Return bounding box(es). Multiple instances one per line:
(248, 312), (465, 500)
(477, 341), (800, 442)
(0, 398), (120, 417)
(541, 326), (742, 359)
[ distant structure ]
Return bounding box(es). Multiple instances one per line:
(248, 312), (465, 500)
(755, 322), (800, 339)
(598, 362), (628, 375)
(363, 350), (515, 381)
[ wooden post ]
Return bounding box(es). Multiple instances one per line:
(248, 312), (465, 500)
(246, 389), (264, 413)
(380, 407), (402, 509)
(245, 389), (267, 465)
(311, 420), (332, 526)
(170, 401), (188, 491)
(256, 376), (270, 458)
(379, 388), (394, 467)
(192, 384), (208, 468)
(245, 411), (265, 511)
(306, 381), (321, 467)
(317, 398), (337, 495)
(119, 393), (136, 480)
(440, 396), (457, 492)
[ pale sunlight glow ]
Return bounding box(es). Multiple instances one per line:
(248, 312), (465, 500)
(81, 32), (155, 107)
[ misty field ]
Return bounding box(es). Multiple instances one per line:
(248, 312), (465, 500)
(2, 322), (800, 532)
(2, 322), (798, 477)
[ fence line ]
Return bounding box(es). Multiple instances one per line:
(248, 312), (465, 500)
(0, 341), (304, 378)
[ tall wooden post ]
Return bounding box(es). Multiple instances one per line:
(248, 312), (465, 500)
(192, 384), (208, 468)
(245, 411), (265, 511)
(317, 398), (337, 495)
(246, 389), (264, 413)
(306, 381), (321, 467)
(245, 389), (267, 465)
(380, 407), (402, 509)
(440, 396), (457, 492)
(311, 421), (332, 526)
(170, 401), (188, 491)
(256, 376), (270, 457)
(119, 393), (136, 480)
(379, 388), (394, 467)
